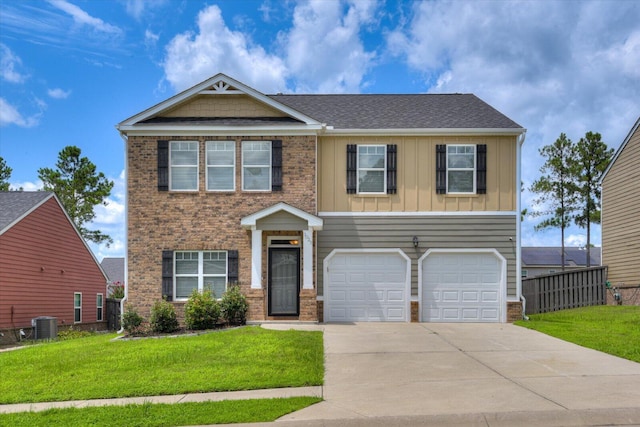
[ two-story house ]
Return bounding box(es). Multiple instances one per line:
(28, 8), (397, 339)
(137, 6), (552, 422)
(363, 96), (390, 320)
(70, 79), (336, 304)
(117, 73), (526, 324)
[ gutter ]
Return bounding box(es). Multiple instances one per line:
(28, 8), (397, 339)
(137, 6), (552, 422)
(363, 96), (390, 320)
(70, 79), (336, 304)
(516, 130), (527, 320)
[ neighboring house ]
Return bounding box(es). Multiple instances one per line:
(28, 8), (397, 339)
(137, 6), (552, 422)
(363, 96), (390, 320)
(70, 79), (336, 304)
(0, 192), (108, 340)
(117, 73), (526, 324)
(101, 257), (125, 294)
(521, 247), (601, 278)
(601, 116), (640, 303)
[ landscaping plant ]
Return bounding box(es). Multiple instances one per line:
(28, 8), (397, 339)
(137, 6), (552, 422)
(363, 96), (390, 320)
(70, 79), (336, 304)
(185, 289), (220, 330)
(150, 299), (179, 333)
(122, 307), (144, 335)
(221, 284), (249, 325)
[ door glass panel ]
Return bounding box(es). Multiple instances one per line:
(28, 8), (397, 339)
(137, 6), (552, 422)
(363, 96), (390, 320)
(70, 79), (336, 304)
(270, 249), (299, 315)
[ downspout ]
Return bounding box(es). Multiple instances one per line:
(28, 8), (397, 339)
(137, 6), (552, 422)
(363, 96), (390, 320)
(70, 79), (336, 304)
(117, 129), (129, 334)
(516, 129), (527, 320)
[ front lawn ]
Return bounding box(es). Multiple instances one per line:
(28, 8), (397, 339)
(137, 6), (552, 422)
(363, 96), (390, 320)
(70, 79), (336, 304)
(515, 305), (640, 363)
(0, 397), (322, 427)
(0, 326), (324, 404)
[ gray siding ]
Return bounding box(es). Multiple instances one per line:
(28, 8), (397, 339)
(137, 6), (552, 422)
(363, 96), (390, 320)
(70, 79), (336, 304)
(317, 215), (518, 297)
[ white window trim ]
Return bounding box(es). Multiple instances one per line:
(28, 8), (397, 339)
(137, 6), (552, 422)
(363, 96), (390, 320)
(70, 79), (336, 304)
(96, 293), (104, 321)
(357, 144), (386, 194)
(174, 251), (228, 300)
(206, 141), (235, 192)
(521, 269), (528, 278)
(446, 144), (476, 194)
(242, 140), (272, 192)
(169, 140), (199, 191)
(74, 292), (82, 323)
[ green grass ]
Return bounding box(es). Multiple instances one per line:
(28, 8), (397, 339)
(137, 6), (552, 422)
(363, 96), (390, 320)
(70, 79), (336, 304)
(515, 305), (640, 362)
(0, 327), (323, 404)
(0, 397), (322, 427)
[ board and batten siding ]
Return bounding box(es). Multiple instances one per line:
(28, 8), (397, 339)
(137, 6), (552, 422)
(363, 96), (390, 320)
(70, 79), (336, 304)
(318, 135), (517, 213)
(162, 94), (287, 118)
(0, 197), (107, 329)
(602, 123), (640, 286)
(316, 215), (518, 297)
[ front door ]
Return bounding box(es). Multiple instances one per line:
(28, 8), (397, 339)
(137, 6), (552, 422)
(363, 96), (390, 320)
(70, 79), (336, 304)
(268, 248), (300, 316)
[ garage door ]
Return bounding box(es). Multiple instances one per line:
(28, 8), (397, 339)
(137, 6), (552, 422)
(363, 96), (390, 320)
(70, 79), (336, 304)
(325, 250), (410, 322)
(421, 251), (504, 322)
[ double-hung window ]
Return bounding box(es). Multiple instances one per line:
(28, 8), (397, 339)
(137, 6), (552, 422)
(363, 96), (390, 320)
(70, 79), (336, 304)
(74, 293), (82, 323)
(357, 145), (386, 193)
(175, 251), (228, 299)
(170, 141), (198, 191)
(242, 141), (271, 191)
(206, 141), (235, 191)
(446, 145), (476, 194)
(96, 294), (104, 321)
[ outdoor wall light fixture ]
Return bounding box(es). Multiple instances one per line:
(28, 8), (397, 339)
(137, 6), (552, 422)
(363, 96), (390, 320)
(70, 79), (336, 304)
(413, 236), (419, 248)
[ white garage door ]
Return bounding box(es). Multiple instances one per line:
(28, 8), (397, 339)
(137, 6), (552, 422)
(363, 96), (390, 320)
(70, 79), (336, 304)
(325, 250), (410, 322)
(421, 251), (503, 322)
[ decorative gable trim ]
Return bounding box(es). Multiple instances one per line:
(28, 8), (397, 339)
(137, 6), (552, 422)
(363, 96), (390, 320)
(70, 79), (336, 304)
(117, 73), (322, 131)
(241, 202), (323, 230)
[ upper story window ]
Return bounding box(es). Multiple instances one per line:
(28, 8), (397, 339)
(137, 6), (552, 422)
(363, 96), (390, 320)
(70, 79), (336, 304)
(447, 145), (476, 194)
(358, 145), (386, 194)
(206, 141), (235, 191)
(170, 141), (198, 191)
(242, 141), (271, 191)
(175, 251), (228, 300)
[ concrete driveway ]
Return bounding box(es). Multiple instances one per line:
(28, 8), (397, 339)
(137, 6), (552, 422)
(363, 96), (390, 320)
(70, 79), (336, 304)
(270, 322), (640, 426)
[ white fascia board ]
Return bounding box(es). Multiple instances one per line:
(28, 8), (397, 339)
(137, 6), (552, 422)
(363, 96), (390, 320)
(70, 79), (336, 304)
(0, 193), (53, 235)
(318, 211), (517, 217)
(322, 127), (526, 137)
(118, 124), (322, 137)
(241, 202), (323, 230)
(117, 73), (322, 128)
(600, 116), (640, 184)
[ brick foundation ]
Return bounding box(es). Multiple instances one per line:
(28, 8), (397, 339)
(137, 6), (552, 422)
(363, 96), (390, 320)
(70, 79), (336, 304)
(316, 300), (324, 323)
(507, 301), (523, 322)
(411, 301), (419, 322)
(605, 285), (640, 306)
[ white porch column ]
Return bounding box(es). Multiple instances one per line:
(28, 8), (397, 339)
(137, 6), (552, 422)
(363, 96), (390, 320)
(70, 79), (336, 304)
(303, 229), (313, 289)
(251, 228), (262, 289)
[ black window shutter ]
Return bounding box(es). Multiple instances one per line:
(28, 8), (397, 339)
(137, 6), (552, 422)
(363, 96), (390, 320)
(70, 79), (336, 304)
(346, 144), (357, 194)
(157, 140), (169, 191)
(435, 144), (447, 194)
(227, 250), (239, 284)
(271, 140), (283, 191)
(386, 144), (397, 194)
(476, 144), (487, 194)
(161, 250), (173, 301)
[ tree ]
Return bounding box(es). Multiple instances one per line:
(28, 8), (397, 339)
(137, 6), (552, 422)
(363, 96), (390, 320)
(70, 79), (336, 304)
(569, 131), (613, 266)
(529, 133), (579, 271)
(0, 156), (12, 191)
(38, 146), (114, 245)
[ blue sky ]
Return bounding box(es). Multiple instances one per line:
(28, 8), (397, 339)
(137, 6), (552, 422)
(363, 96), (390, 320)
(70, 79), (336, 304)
(1, 0), (639, 261)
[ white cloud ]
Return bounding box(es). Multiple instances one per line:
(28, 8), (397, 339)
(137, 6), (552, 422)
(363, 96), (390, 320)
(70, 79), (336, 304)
(125, 0), (169, 20)
(47, 88), (71, 99)
(565, 234), (587, 248)
(163, 4), (288, 93)
(47, 0), (122, 35)
(145, 29), (159, 45)
(0, 43), (28, 83)
(281, 0), (379, 93)
(88, 170), (126, 259)
(0, 98), (40, 128)
(9, 180), (42, 191)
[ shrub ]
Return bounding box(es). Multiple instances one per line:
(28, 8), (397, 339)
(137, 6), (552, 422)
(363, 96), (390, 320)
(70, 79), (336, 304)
(150, 299), (179, 333)
(220, 284), (248, 326)
(57, 326), (93, 341)
(122, 308), (144, 335)
(108, 282), (125, 299)
(185, 289), (220, 330)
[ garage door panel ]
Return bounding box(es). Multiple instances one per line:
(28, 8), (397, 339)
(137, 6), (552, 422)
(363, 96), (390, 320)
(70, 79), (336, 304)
(326, 251), (409, 322)
(422, 252), (502, 323)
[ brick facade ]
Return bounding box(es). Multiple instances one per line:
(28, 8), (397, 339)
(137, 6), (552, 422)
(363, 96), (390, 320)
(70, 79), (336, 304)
(507, 301), (523, 322)
(127, 134), (317, 322)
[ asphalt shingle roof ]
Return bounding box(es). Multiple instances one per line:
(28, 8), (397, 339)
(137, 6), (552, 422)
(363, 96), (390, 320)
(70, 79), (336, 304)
(101, 257), (125, 284)
(0, 191), (53, 232)
(268, 93), (523, 130)
(522, 247), (601, 267)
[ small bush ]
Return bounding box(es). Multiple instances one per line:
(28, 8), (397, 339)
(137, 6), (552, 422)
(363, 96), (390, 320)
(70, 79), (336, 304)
(185, 289), (220, 330)
(108, 282), (125, 299)
(57, 326), (93, 341)
(122, 308), (144, 335)
(150, 299), (179, 333)
(220, 284), (248, 326)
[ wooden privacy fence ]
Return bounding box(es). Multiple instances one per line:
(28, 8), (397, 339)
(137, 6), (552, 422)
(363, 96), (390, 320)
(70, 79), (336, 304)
(522, 266), (607, 315)
(106, 298), (122, 331)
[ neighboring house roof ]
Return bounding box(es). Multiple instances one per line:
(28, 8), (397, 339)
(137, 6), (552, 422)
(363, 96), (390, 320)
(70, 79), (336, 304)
(101, 257), (125, 284)
(522, 247), (601, 267)
(0, 191), (53, 234)
(600, 116), (640, 183)
(117, 73), (525, 135)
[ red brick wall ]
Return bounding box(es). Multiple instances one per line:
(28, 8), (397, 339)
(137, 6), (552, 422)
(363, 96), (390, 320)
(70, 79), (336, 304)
(126, 135), (316, 321)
